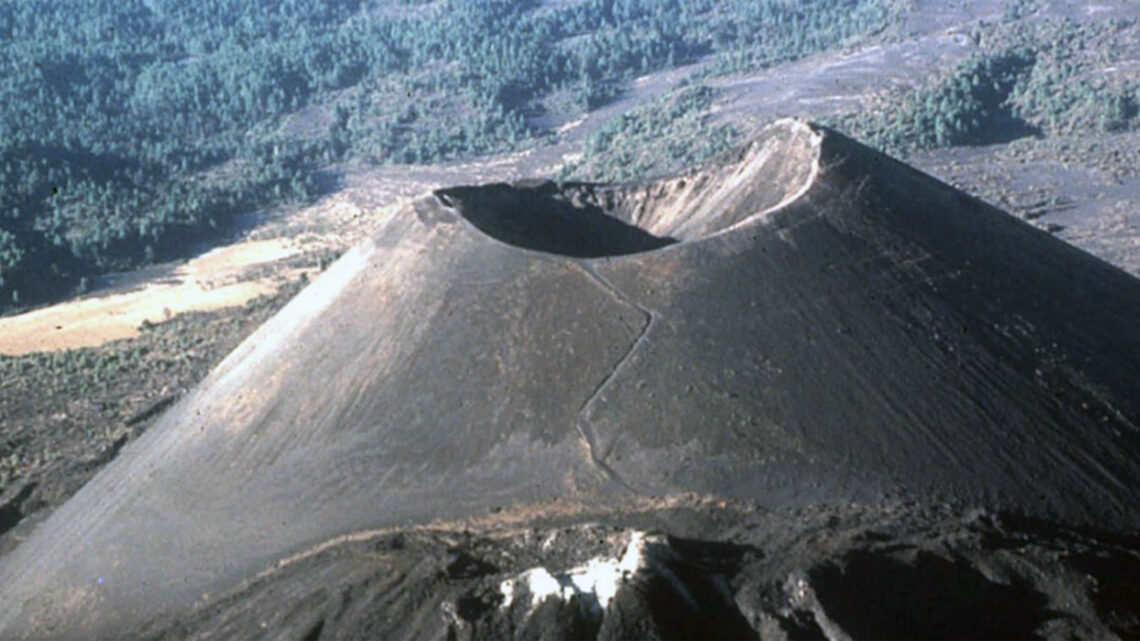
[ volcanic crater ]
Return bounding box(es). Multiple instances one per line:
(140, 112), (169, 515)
(2, 120), (1139, 639)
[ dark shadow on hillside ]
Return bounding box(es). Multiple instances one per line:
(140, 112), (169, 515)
(0, 483), (36, 541)
(982, 513), (1140, 639)
(809, 550), (1052, 640)
(1067, 552), (1140, 638)
(961, 113), (1043, 146)
(310, 170), (344, 196)
(437, 182), (676, 258)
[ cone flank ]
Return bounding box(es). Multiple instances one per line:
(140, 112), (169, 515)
(2, 119), (1139, 638)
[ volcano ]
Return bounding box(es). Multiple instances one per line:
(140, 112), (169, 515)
(2, 120), (1139, 639)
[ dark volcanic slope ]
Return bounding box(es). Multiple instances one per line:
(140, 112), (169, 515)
(2, 120), (1140, 638)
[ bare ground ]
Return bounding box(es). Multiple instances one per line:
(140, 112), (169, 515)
(3, 0), (1140, 587)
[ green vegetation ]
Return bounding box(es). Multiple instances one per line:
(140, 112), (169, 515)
(704, 0), (896, 76)
(1006, 20), (1140, 134)
(0, 0), (893, 311)
(1003, 0), (1042, 22)
(0, 0), (366, 309)
(829, 18), (1140, 156)
(558, 85), (740, 182)
(829, 50), (1038, 155)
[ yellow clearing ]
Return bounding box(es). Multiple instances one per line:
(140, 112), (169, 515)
(0, 238), (300, 356)
(0, 153), (533, 358)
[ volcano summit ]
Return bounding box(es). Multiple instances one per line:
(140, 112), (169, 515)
(2, 120), (1139, 639)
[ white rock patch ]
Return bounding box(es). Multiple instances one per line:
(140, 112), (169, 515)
(499, 531), (649, 615)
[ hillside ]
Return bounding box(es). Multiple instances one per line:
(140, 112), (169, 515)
(2, 120), (1138, 638)
(2, 1), (1140, 637)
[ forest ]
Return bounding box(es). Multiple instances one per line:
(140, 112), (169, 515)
(557, 84), (740, 182)
(0, 0), (893, 311)
(831, 17), (1140, 156)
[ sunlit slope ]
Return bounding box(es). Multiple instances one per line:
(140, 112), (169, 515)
(2, 120), (1139, 638)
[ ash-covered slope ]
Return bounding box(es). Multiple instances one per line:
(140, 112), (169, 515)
(2, 120), (1140, 639)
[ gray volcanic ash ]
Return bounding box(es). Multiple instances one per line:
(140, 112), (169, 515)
(1, 120), (1139, 639)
